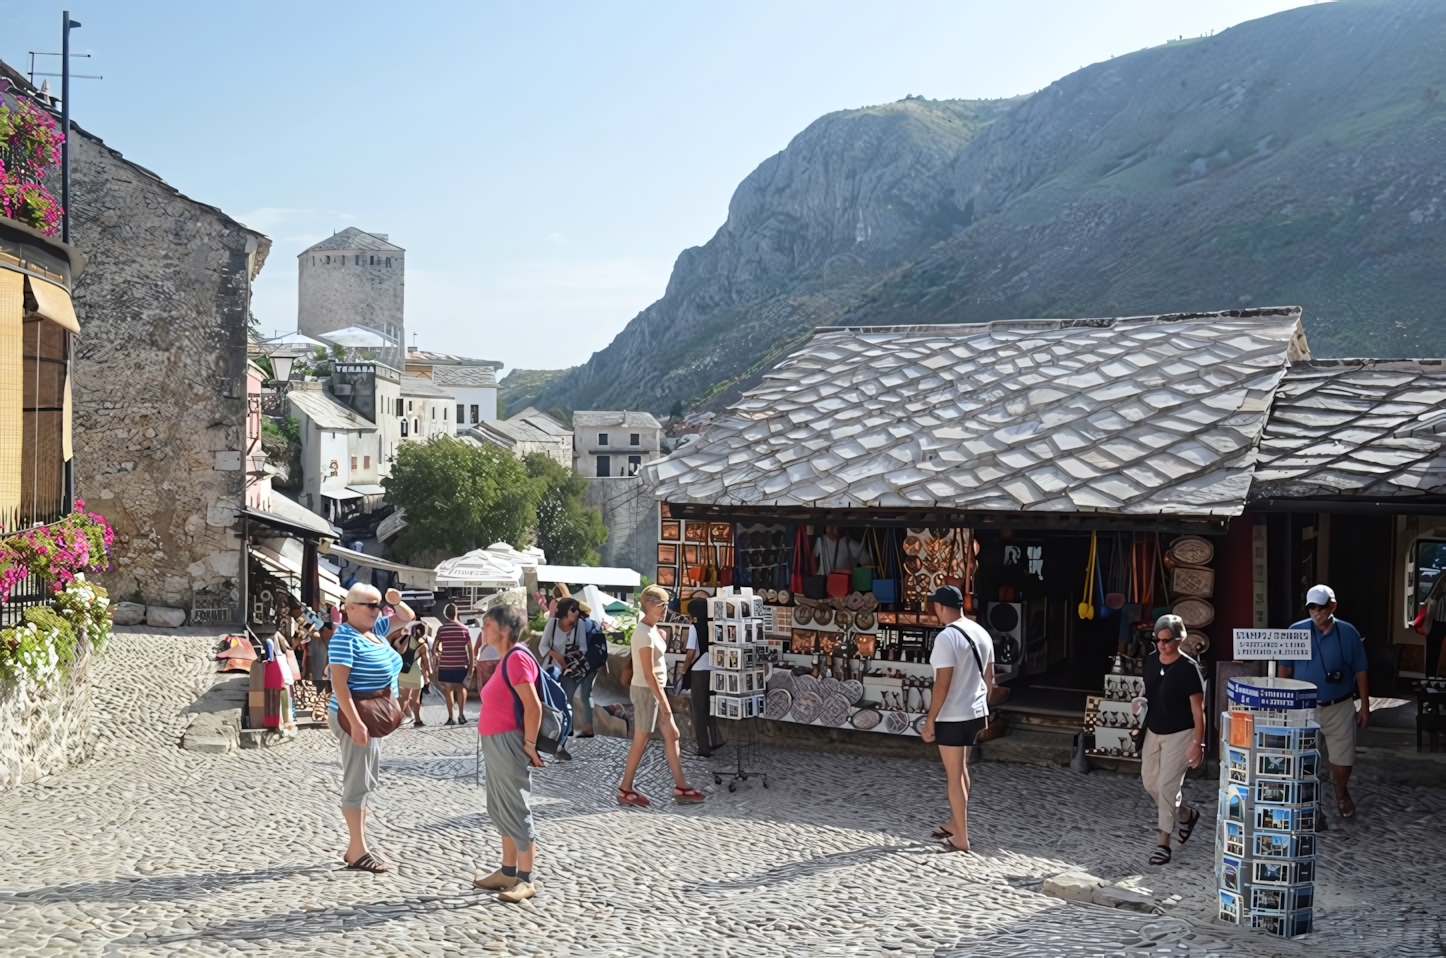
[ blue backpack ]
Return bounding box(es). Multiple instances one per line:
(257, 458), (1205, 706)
(504, 646), (572, 753)
(584, 619), (609, 671)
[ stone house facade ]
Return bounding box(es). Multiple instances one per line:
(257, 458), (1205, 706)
(66, 118), (269, 615)
(573, 410), (663, 478)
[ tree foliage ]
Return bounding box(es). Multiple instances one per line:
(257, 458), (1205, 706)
(385, 438), (538, 562)
(525, 453), (607, 566)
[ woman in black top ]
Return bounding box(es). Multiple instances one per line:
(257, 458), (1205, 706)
(1134, 614), (1206, 865)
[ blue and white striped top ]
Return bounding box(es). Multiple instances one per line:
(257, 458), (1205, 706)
(327, 616), (402, 714)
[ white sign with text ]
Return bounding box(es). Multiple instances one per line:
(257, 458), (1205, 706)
(1232, 629), (1312, 660)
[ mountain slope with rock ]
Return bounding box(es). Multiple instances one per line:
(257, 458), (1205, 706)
(540, 0), (1446, 416)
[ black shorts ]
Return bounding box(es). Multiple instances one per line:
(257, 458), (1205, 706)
(935, 717), (988, 747)
(438, 667), (468, 685)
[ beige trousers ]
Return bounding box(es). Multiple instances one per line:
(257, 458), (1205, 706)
(1140, 728), (1193, 834)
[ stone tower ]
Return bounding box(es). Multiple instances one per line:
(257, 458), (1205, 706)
(298, 228), (405, 370)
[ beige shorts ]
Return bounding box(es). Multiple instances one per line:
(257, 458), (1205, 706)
(630, 685), (661, 733)
(1316, 697), (1357, 767)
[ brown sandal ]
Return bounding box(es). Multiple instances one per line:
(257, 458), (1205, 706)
(344, 852), (392, 873)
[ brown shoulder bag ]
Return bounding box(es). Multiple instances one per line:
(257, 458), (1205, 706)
(337, 689), (403, 739)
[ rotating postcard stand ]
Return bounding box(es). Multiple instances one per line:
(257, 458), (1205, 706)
(709, 589), (769, 792)
(1216, 674), (1320, 940)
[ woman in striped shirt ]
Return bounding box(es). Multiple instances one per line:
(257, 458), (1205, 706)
(330, 583), (414, 873)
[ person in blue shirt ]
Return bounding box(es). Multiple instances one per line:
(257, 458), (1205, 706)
(329, 583), (414, 872)
(1279, 584), (1371, 821)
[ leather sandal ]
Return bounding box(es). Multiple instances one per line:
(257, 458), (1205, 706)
(617, 788), (651, 807)
(939, 835), (970, 852)
(673, 786), (706, 804)
(344, 851), (392, 873)
(1150, 845), (1172, 865)
(931, 825), (954, 839)
(1176, 806), (1200, 844)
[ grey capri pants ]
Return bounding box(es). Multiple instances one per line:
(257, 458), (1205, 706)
(480, 729), (536, 846)
(328, 713), (382, 810)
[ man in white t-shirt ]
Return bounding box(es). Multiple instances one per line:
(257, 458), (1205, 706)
(920, 585), (996, 853)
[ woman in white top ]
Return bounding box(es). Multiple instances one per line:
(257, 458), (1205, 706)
(617, 585), (706, 807)
(920, 585), (995, 852)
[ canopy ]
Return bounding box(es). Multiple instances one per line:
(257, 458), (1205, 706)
(262, 331), (327, 350)
(320, 325), (388, 348)
(434, 549), (524, 588)
(485, 542), (544, 568)
(321, 542), (437, 590)
(250, 545), (345, 605)
(243, 495), (339, 540)
(346, 483), (387, 496)
(536, 565), (641, 590)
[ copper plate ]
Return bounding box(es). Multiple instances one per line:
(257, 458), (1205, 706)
(776, 589), (792, 606)
(904, 556), (923, 574)
(834, 610), (853, 629)
(793, 605), (813, 625)
(812, 606), (834, 626)
(903, 536), (922, 556)
(855, 611), (875, 630)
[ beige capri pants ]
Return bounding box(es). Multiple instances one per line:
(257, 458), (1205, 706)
(1140, 728), (1194, 834)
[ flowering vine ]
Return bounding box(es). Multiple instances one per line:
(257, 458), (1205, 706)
(0, 83), (64, 237)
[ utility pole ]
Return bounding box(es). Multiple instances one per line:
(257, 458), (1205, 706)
(61, 11), (81, 244)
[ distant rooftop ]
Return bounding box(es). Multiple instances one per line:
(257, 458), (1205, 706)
(301, 228), (403, 254)
(509, 407), (572, 437)
(573, 410), (663, 430)
(407, 349), (502, 368)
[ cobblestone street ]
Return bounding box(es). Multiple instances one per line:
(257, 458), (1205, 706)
(0, 632), (1441, 958)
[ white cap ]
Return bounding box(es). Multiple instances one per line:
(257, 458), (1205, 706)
(1305, 584), (1336, 607)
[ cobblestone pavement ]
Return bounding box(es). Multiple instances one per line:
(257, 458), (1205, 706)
(0, 632), (1441, 958)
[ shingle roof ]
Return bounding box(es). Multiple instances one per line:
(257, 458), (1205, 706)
(1252, 359), (1446, 499)
(642, 309), (1308, 517)
(301, 228), (403, 253)
(400, 374), (454, 399)
(288, 387), (377, 432)
(573, 410), (663, 430)
(509, 408), (572, 437)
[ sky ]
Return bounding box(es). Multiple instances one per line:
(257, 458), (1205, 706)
(0, 0), (1318, 373)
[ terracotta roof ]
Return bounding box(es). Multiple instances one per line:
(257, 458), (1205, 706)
(642, 309), (1308, 517)
(1252, 359), (1446, 499)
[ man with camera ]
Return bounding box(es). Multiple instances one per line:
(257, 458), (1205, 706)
(1278, 584), (1371, 822)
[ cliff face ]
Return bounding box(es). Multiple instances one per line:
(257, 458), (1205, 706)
(542, 0), (1446, 415)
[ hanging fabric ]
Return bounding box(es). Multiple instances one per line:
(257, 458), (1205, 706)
(1078, 532), (1097, 620)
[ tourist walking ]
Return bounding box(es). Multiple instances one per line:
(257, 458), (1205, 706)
(920, 585), (994, 852)
(1135, 614), (1206, 865)
(617, 585), (706, 806)
(538, 596), (587, 760)
(329, 583), (414, 873)
(434, 604), (475, 725)
(1279, 584), (1370, 821)
(574, 601), (599, 739)
(393, 621), (432, 728)
(683, 595), (721, 756)
(471, 603), (546, 903)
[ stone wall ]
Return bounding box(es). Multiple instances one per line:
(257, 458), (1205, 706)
(0, 652), (95, 792)
(68, 125), (269, 613)
(298, 245), (404, 370)
(583, 477), (658, 577)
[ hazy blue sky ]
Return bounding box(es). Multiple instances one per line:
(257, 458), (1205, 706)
(1, 1), (1314, 371)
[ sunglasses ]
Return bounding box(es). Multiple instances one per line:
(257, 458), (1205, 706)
(349, 601), (382, 611)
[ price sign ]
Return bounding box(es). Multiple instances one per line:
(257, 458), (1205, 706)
(1232, 629), (1312, 660)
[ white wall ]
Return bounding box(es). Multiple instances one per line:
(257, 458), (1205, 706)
(449, 385), (498, 426)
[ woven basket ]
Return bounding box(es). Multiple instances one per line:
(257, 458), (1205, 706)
(1182, 631), (1210, 657)
(1172, 565), (1215, 599)
(1172, 597), (1215, 628)
(1169, 536), (1214, 567)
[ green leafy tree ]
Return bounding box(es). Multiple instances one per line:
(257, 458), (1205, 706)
(525, 453), (607, 566)
(385, 437), (538, 562)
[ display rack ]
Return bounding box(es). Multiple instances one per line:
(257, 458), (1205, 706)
(707, 588), (768, 791)
(1215, 676), (1320, 940)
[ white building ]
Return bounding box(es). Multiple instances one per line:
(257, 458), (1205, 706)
(405, 349), (501, 427)
(298, 229), (405, 371)
(287, 382), (386, 522)
(467, 407), (572, 467)
(573, 410), (664, 478)
(400, 374), (456, 441)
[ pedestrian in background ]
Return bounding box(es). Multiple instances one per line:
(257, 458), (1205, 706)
(920, 585), (994, 852)
(394, 621), (432, 728)
(683, 596), (720, 757)
(472, 603), (545, 903)
(434, 604), (475, 725)
(617, 585), (706, 807)
(1279, 584), (1370, 821)
(538, 596), (587, 760)
(329, 583), (414, 873)
(1135, 614), (1205, 866)
(574, 601), (599, 739)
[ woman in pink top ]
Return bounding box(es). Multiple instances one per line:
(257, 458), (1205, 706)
(470, 603), (545, 903)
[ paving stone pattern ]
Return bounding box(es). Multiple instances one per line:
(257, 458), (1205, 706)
(0, 632), (1440, 957)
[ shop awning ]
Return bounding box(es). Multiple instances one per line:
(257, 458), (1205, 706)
(346, 483), (387, 496)
(249, 545), (346, 604)
(322, 486), (364, 501)
(26, 276), (79, 334)
(320, 542), (436, 589)
(243, 496), (339, 539)
(536, 564), (642, 589)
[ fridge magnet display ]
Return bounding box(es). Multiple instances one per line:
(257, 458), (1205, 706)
(1228, 748), (1250, 784)
(1254, 751), (1296, 779)
(661, 520), (681, 541)
(1254, 832), (1315, 859)
(1221, 855), (1242, 892)
(1223, 821), (1245, 857)
(1255, 725), (1320, 752)
(1225, 784), (1249, 823)
(1219, 890), (1242, 924)
(657, 566), (677, 586)
(1228, 710), (1255, 747)
(1255, 779), (1317, 806)
(1253, 858), (1314, 885)
(1255, 804), (1315, 834)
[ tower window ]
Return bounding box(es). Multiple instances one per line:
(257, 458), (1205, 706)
(385, 257), (392, 267)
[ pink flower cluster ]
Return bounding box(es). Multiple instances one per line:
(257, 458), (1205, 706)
(0, 505), (114, 603)
(0, 90), (65, 237)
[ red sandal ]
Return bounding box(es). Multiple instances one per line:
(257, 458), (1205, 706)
(617, 788), (651, 807)
(673, 786), (706, 804)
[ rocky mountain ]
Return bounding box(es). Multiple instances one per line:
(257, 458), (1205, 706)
(539, 0), (1446, 416)
(499, 367), (574, 419)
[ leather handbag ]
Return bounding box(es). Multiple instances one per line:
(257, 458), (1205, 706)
(826, 570), (851, 598)
(337, 688), (403, 739)
(803, 575), (828, 599)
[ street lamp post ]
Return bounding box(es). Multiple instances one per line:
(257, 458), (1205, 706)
(60, 11), (81, 244)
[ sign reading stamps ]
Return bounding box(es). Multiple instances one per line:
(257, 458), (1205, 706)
(1232, 629), (1312, 660)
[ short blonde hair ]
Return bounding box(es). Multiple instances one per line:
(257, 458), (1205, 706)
(344, 583), (381, 606)
(639, 584), (669, 609)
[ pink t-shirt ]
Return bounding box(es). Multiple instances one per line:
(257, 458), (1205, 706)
(477, 646), (540, 736)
